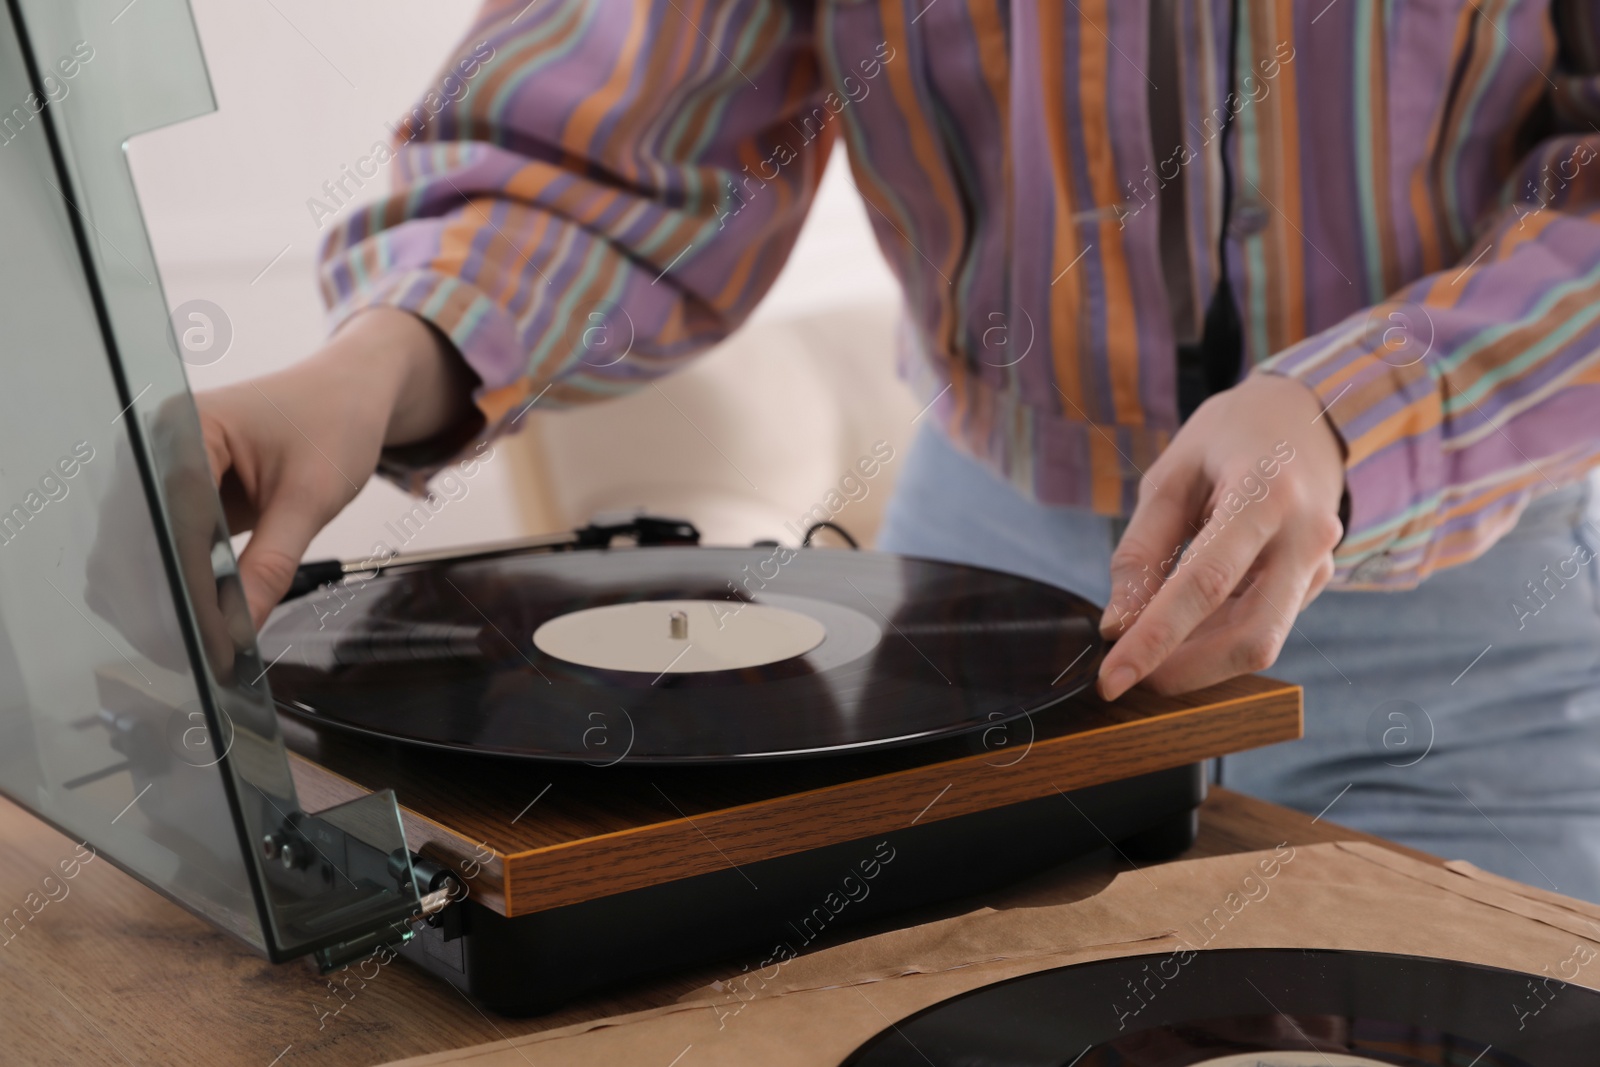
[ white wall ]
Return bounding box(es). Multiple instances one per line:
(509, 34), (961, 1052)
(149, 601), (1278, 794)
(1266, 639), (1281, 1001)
(129, 0), (901, 561)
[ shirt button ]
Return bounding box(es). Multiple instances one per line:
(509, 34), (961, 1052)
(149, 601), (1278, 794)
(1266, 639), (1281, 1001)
(1349, 554), (1393, 583)
(1229, 201), (1271, 238)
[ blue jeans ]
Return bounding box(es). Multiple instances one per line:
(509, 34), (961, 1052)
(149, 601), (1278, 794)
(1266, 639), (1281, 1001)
(879, 423), (1600, 902)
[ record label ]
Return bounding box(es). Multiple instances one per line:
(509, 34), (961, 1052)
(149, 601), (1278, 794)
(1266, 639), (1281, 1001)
(532, 599), (828, 673)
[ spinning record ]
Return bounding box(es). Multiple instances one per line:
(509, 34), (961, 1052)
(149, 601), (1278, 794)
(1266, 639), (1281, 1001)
(842, 948), (1600, 1066)
(257, 547), (1103, 763)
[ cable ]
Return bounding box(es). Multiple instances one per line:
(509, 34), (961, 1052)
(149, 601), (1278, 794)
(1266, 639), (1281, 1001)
(801, 521), (860, 549)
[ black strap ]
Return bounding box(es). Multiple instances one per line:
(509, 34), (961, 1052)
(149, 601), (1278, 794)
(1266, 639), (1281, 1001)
(1177, 0), (1245, 422)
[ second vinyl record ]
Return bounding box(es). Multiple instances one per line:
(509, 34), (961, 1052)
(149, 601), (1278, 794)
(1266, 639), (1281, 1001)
(257, 547), (1103, 763)
(842, 948), (1600, 1066)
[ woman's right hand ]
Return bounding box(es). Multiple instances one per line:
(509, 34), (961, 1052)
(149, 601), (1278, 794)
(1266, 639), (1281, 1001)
(195, 307), (478, 629)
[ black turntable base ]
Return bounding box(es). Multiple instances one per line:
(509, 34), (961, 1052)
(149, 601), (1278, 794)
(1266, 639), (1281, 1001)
(397, 761), (1209, 1016)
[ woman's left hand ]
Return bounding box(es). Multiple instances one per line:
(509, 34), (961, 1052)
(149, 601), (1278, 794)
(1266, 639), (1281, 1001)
(1096, 373), (1347, 701)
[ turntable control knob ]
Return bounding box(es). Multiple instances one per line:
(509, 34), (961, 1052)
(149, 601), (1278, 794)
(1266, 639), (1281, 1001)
(669, 610), (688, 640)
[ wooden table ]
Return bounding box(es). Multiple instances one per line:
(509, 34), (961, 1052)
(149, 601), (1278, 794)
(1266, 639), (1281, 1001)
(0, 787), (1437, 1067)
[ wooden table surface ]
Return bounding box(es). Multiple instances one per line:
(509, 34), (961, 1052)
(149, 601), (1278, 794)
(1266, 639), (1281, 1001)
(0, 787), (1435, 1067)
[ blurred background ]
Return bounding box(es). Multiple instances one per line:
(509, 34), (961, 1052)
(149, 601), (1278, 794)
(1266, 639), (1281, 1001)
(132, 0), (918, 560)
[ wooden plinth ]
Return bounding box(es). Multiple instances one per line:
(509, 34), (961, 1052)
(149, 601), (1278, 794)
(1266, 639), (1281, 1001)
(282, 674), (1300, 916)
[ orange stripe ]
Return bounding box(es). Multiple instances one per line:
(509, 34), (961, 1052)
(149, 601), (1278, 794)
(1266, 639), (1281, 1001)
(568, 184), (623, 229)
(1451, 277), (1600, 396)
(1344, 451), (1600, 579)
(968, 0), (1012, 268)
(969, 0), (1012, 132)
(1087, 428), (1121, 513)
(1440, 0), (1510, 248)
(1269, 0), (1305, 348)
(562, 0), (649, 154)
(1417, 450), (1600, 572)
(709, 139), (805, 311)
(1247, 4), (1285, 353)
(1038, 4), (1086, 417)
(430, 208), (497, 332)
(504, 172), (637, 351)
(490, 209), (555, 306)
(704, 45), (825, 313)
(601, 0), (699, 178)
(875, 0), (964, 353)
(1424, 502), (1528, 571)
(502, 158), (572, 206)
(1343, 388), (1441, 468)
(1478, 202), (1556, 263)
(1435, 453), (1597, 530)
(462, 195), (530, 306)
(948, 359), (970, 438)
(479, 379), (535, 425)
(447, 5), (595, 298)
(1078, 0), (1141, 425)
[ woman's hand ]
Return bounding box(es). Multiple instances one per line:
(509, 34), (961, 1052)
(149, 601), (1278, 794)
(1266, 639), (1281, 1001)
(196, 308), (477, 629)
(1096, 373), (1347, 701)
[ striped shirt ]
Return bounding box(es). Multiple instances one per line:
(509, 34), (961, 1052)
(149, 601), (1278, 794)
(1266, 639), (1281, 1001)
(319, 0), (1600, 590)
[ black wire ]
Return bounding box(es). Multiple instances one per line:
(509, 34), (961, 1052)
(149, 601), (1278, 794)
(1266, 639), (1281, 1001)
(1218, 0), (1243, 260)
(1210, 0), (1242, 794)
(801, 521), (860, 549)
(1207, 0), (1245, 394)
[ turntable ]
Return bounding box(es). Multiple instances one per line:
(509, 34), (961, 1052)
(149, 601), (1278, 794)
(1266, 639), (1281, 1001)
(0, 0), (1298, 1021)
(93, 523), (1299, 1013)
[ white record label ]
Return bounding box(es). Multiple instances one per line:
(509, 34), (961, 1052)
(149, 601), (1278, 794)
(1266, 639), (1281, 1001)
(1192, 1055), (1391, 1066)
(532, 599), (827, 674)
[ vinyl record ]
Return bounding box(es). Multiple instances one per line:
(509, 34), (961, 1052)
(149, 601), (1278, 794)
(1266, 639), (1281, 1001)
(257, 547), (1103, 763)
(842, 948), (1600, 1066)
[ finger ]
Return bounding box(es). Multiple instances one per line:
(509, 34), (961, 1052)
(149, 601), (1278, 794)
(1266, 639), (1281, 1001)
(199, 412), (260, 533)
(1102, 478), (1202, 637)
(198, 405), (232, 487)
(1298, 553), (1335, 614)
(235, 496), (325, 629)
(171, 469), (249, 684)
(216, 459), (262, 535)
(1140, 537), (1317, 695)
(1097, 502), (1272, 700)
(203, 431), (229, 488)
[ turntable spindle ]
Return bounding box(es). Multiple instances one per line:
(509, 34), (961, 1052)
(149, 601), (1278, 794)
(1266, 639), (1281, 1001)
(669, 611), (688, 640)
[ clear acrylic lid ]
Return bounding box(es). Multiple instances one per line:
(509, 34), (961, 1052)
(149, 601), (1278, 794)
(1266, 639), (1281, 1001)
(0, 0), (420, 966)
